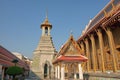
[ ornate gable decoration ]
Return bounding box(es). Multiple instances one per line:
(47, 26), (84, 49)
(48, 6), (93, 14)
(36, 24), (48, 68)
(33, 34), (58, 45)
(59, 35), (83, 56)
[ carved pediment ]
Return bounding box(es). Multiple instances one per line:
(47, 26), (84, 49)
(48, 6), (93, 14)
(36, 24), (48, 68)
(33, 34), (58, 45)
(59, 35), (83, 56)
(64, 43), (80, 56)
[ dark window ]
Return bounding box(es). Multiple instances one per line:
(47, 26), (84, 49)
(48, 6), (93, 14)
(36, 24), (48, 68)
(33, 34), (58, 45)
(44, 64), (48, 78)
(45, 27), (48, 35)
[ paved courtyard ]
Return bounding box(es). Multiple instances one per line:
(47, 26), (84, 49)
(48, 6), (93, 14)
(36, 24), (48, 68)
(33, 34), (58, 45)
(25, 77), (39, 80)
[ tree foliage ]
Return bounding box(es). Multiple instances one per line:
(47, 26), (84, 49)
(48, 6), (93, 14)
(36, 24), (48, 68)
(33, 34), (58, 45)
(6, 66), (23, 76)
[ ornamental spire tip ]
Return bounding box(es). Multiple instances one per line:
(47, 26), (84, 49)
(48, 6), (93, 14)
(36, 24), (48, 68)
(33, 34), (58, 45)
(46, 9), (48, 19)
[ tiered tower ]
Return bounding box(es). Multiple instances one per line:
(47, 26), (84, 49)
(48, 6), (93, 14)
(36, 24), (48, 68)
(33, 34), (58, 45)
(32, 14), (56, 79)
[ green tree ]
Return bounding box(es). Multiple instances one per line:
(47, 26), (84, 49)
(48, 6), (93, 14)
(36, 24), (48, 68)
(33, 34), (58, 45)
(6, 59), (24, 80)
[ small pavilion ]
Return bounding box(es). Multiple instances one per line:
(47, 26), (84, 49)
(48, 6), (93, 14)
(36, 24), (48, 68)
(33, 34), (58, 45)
(53, 35), (88, 80)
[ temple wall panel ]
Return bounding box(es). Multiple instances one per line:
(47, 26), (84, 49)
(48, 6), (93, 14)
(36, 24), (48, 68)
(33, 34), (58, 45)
(104, 52), (113, 70)
(112, 27), (120, 47)
(95, 35), (100, 50)
(102, 30), (111, 70)
(103, 29), (114, 70)
(95, 35), (101, 70)
(103, 31), (109, 49)
(117, 51), (120, 69)
(112, 27), (120, 70)
(88, 39), (93, 70)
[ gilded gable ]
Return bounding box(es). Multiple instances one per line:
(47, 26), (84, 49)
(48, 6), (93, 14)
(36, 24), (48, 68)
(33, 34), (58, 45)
(64, 43), (81, 56)
(59, 35), (83, 56)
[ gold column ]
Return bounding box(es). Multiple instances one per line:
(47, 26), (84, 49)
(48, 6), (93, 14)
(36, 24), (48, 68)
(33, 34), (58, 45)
(96, 29), (105, 72)
(80, 41), (85, 53)
(104, 27), (117, 72)
(90, 34), (96, 72)
(84, 38), (90, 72)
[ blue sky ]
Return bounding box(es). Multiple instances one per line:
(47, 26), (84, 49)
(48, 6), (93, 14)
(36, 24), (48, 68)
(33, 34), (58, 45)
(0, 0), (110, 58)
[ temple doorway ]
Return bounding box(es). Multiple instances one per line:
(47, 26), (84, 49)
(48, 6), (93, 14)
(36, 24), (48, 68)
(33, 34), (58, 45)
(67, 63), (78, 79)
(44, 64), (48, 78)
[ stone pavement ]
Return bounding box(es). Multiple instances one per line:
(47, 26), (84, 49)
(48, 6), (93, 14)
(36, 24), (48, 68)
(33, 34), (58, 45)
(25, 77), (39, 80)
(25, 77), (59, 80)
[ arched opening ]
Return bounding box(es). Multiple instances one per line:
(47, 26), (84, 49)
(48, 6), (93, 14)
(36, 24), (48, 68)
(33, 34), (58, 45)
(45, 27), (48, 35)
(44, 64), (48, 78)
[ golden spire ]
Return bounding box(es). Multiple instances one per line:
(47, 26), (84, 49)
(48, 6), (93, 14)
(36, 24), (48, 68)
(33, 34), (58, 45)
(44, 9), (49, 23)
(41, 10), (52, 29)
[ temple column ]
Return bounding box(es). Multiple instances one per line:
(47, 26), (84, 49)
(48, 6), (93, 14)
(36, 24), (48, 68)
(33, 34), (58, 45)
(42, 27), (45, 36)
(80, 41), (85, 53)
(104, 27), (117, 72)
(57, 65), (60, 79)
(61, 64), (65, 80)
(1, 67), (5, 80)
(84, 38), (90, 72)
(55, 66), (57, 79)
(74, 65), (77, 80)
(48, 27), (50, 36)
(74, 73), (77, 79)
(78, 63), (83, 80)
(96, 29), (105, 72)
(90, 34), (96, 72)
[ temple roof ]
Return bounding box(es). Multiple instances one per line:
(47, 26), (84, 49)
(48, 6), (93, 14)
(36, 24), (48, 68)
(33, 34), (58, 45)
(77, 0), (120, 42)
(53, 35), (87, 64)
(0, 45), (29, 70)
(53, 55), (87, 64)
(41, 15), (52, 28)
(59, 35), (83, 55)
